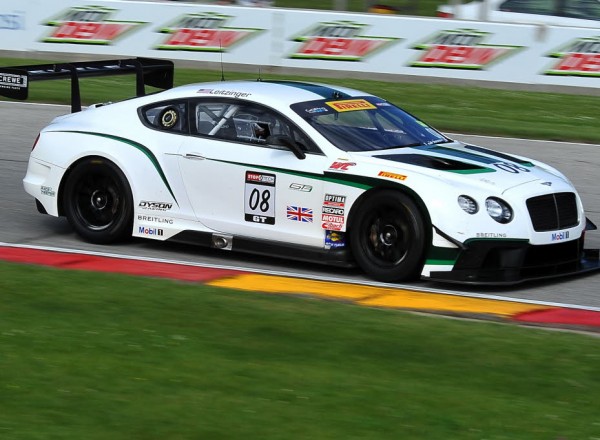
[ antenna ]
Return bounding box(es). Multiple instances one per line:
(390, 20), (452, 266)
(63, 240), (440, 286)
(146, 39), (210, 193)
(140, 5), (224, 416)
(257, 67), (262, 82)
(219, 39), (225, 81)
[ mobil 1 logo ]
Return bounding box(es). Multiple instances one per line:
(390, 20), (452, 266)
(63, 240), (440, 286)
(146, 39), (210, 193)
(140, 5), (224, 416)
(244, 171), (276, 224)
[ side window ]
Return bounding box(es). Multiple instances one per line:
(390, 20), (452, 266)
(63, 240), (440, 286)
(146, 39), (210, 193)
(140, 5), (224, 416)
(192, 100), (321, 154)
(142, 101), (188, 134)
(290, 127), (317, 153)
(195, 102), (236, 138)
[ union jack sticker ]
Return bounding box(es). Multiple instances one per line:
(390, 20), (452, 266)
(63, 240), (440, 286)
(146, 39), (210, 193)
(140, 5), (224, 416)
(287, 206), (313, 222)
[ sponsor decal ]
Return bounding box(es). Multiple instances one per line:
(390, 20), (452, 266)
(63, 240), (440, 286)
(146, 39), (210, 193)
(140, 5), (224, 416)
(289, 20), (399, 61)
(321, 196), (346, 229)
(160, 108), (178, 128)
(156, 12), (263, 51)
(246, 172), (275, 185)
(322, 222), (344, 231)
(323, 194), (346, 207)
(139, 201), (173, 211)
(0, 12), (25, 30)
(492, 162), (531, 174)
(321, 213), (345, 230)
(378, 171), (407, 181)
(245, 171), (275, 224)
(138, 226), (164, 236)
(305, 107), (328, 114)
(411, 28), (522, 69)
(137, 215), (174, 225)
(545, 36), (600, 77)
(326, 99), (376, 112)
(325, 230), (346, 249)
(289, 183), (313, 192)
(286, 206), (313, 222)
(328, 161), (356, 171)
(0, 73), (27, 95)
(475, 233), (507, 238)
(322, 214), (344, 223)
(42, 6), (146, 44)
(40, 186), (55, 197)
(196, 88), (252, 98)
(551, 231), (570, 241)
(0, 72), (28, 99)
(322, 206), (344, 215)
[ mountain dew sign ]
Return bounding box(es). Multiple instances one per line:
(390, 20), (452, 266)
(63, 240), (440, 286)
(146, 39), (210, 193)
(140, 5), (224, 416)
(42, 5), (146, 44)
(545, 36), (600, 77)
(289, 20), (399, 61)
(411, 29), (522, 69)
(10, 0), (599, 91)
(156, 12), (264, 52)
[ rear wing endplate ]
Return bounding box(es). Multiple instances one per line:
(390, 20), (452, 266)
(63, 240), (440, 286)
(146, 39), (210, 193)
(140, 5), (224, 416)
(0, 57), (174, 112)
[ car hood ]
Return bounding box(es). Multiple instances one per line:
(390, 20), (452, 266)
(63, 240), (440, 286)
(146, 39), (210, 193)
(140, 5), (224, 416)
(355, 141), (567, 193)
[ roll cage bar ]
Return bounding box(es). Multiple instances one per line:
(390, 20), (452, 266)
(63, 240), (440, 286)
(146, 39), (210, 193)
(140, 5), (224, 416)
(0, 57), (174, 113)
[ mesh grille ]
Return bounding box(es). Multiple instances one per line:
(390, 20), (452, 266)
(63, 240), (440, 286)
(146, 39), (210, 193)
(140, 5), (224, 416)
(526, 192), (578, 232)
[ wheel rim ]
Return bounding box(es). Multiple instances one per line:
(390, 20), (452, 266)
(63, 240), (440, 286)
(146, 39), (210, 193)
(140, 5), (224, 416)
(73, 173), (121, 230)
(363, 206), (412, 266)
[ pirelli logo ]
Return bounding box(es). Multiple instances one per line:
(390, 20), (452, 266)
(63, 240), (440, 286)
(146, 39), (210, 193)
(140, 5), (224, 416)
(378, 171), (407, 181)
(326, 99), (376, 112)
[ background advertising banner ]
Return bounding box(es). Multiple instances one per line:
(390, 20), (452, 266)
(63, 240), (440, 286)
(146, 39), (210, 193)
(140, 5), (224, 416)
(0, 0), (598, 92)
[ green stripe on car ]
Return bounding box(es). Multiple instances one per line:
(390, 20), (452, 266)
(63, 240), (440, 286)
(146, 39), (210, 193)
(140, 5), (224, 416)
(58, 131), (178, 205)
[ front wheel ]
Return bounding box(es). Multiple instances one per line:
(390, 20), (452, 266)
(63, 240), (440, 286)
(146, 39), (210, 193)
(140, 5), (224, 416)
(63, 157), (133, 244)
(349, 191), (428, 282)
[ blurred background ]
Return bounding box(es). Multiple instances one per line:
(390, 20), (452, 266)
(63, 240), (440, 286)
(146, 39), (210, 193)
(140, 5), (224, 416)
(166, 0), (600, 28)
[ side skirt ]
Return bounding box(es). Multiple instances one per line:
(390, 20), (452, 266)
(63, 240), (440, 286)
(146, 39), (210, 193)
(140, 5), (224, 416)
(168, 230), (355, 268)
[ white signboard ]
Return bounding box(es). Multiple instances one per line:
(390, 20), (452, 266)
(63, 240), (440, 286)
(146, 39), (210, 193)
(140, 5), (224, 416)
(0, 0), (598, 91)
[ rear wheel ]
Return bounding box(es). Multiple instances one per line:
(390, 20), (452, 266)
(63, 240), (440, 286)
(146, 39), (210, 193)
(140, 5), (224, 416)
(63, 157), (133, 244)
(350, 191), (428, 282)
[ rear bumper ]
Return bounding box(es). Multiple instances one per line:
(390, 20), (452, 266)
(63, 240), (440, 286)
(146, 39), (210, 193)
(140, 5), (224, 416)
(23, 157), (62, 217)
(426, 237), (600, 285)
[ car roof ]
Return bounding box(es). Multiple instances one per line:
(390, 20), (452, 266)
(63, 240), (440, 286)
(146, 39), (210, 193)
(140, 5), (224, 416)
(157, 80), (373, 107)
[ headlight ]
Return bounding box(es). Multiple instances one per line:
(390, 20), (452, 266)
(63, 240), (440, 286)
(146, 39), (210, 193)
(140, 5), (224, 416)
(458, 195), (478, 214)
(486, 197), (513, 223)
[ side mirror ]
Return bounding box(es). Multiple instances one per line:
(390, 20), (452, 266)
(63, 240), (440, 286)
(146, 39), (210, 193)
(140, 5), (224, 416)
(267, 135), (306, 160)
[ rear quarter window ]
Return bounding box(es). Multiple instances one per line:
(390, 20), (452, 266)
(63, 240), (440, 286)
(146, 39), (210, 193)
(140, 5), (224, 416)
(140, 101), (188, 134)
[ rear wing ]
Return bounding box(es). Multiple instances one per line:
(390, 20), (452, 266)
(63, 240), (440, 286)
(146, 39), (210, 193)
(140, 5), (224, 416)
(0, 57), (174, 112)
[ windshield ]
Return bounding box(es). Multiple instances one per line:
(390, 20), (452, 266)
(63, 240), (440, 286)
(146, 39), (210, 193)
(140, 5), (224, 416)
(291, 96), (449, 152)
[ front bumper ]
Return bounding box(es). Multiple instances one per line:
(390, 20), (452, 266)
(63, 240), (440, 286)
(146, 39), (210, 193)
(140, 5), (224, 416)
(426, 237), (600, 285)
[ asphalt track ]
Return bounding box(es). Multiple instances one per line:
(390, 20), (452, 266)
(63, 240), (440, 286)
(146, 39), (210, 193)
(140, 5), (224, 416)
(1, 101), (600, 328)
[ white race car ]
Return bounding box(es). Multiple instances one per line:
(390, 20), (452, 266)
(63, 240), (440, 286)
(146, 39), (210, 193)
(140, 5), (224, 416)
(3, 58), (598, 284)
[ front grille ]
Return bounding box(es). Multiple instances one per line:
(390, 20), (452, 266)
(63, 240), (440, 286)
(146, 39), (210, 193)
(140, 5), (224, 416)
(526, 192), (578, 232)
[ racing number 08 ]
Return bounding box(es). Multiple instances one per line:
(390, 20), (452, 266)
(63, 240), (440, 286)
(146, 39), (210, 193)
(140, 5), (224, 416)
(244, 171), (276, 224)
(248, 188), (271, 212)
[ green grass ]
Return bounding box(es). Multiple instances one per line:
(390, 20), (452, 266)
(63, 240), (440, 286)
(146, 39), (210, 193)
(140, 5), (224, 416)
(1, 261), (600, 439)
(3, 57), (600, 144)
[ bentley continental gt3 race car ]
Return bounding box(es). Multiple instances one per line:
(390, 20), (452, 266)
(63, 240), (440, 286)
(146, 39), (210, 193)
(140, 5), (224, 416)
(2, 58), (599, 284)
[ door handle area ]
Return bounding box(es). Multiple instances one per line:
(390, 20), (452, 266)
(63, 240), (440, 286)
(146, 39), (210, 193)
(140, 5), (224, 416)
(184, 153), (206, 160)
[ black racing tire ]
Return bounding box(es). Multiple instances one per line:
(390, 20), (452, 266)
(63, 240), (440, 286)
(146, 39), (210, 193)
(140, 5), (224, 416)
(63, 157), (133, 244)
(349, 190), (428, 282)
